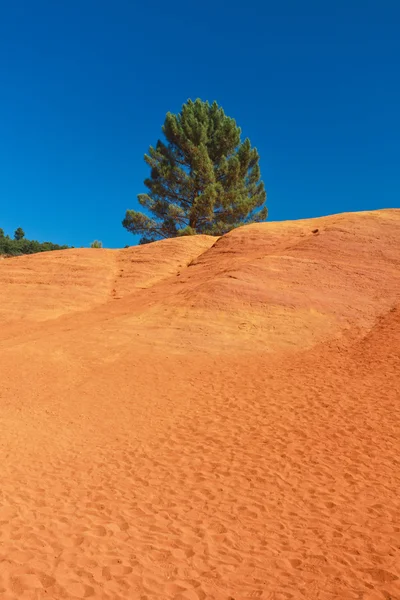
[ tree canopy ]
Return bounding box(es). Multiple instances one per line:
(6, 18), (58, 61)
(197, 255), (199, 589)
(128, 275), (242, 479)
(0, 228), (70, 256)
(14, 227), (25, 241)
(123, 99), (267, 244)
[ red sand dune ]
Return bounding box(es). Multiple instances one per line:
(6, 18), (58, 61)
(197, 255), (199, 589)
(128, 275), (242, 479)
(0, 209), (399, 599)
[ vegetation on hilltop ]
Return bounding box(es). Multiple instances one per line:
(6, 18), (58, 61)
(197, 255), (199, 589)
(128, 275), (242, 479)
(123, 99), (267, 244)
(0, 227), (70, 257)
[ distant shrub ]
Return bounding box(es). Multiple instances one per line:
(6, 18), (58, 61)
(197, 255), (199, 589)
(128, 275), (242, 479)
(90, 240), (103, 248)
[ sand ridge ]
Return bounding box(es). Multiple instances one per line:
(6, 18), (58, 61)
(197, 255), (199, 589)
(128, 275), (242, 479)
(0, 209), (399, 599)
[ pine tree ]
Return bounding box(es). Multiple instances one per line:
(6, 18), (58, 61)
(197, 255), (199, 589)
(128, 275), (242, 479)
(14, 227), (25, 241)
(123, 99), (267, 244)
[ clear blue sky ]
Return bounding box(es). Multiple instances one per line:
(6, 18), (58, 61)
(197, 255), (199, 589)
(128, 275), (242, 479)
(0, 1), (399, 248)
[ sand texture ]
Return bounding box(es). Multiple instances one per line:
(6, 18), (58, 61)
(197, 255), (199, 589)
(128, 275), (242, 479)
(0, 209), (399, 599)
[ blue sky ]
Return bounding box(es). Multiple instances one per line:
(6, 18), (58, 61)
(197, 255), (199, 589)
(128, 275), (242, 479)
(0, 0), (399, 248)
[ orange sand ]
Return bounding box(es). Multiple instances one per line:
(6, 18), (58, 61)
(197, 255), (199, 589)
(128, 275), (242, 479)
(0, 209), (399, 599)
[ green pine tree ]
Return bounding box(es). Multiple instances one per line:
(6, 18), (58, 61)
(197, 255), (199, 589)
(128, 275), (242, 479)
(14, 227), (25, 241)
(123, 99), (267, 244)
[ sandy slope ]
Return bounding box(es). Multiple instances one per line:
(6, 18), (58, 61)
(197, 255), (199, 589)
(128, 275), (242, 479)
(0, 209), (399, 600)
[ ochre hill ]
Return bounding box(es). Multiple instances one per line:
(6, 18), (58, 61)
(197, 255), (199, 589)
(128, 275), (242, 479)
(0, 209), (399, 599)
